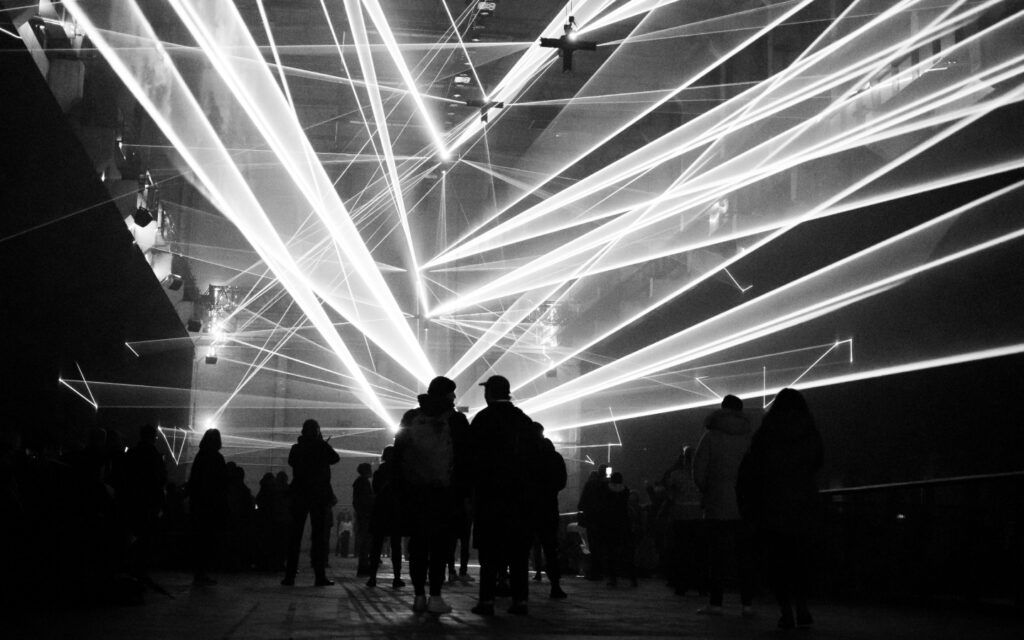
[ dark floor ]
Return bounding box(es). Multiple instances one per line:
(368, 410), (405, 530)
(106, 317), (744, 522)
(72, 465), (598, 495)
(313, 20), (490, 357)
(10, 557), (1022, 639)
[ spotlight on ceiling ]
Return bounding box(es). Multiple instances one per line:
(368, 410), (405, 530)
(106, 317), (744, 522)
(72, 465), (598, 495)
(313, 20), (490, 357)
(132, 206), (154, 227)
(540, 17), (597, 73)
(162, 274), (184, 291)
(477, 1), (496, 18)
(205, 347), (218, 365)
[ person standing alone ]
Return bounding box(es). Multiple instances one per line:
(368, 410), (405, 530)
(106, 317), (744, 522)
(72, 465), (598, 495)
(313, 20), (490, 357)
(282, 419), (340, 587)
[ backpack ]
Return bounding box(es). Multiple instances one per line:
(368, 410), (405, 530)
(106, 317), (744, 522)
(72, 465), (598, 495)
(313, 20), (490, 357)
(398, 409), (455, 488)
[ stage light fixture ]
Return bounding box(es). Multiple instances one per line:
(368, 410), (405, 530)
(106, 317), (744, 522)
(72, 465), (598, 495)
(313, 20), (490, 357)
(477, 1), (496, 18)
(186, 319), (202, 332)
(205, 346), (218, 365)
(540, 17), (597, 73)
(132, 206), (154, 227)
(162, 274), (183, 290)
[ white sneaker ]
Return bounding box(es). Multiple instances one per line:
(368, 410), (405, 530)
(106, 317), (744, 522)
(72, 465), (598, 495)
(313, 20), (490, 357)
(696, 605), (723, 616)
(427, 596), (452, 614)
(412, 595), (427, 613)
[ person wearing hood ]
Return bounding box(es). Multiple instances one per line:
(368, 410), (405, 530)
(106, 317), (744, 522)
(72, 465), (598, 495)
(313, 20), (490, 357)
(392, 376), (469, 615)
(469, 375), (543, 617)
(693, 394), (755, 616)
(737, 387), (823, 630)
(282, 419), (340, 587)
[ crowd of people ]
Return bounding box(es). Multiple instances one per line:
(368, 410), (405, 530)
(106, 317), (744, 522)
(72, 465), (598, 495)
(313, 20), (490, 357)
(576, 389), (824, 630)
(0, 378), (823, 630)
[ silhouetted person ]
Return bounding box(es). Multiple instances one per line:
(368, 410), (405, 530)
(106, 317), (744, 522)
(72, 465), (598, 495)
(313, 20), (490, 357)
(367, 446), (404, 588)
(121, 424), (166, 580)
(188, 428), (226, 586)
(695, 394), (755, 615)
(393, 375), (468, 614)
(603, 471), (638, 587)
(738, 388), (823, 630)
(255, 472), (282, 570)
(282, 419), (340, 587)
(225, 462), (255, 570)
(663, 445), (703, 596)
(531, 430), (568, 598)
(578, 464), (609, 580)
(353, 462), (374, 576)
(470, 375), (543, 616)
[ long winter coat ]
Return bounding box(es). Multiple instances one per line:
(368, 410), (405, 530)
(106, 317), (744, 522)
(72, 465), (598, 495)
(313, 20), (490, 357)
(470, 401), (542, 547)
(736, 410), (823, 534)
(693, 408), (753, 520)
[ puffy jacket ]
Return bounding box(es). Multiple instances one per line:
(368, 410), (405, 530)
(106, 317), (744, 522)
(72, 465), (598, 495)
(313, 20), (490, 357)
(693, 408), (753, 520)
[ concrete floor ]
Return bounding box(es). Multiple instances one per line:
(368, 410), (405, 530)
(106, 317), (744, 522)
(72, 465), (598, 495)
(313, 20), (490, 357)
(11, 557), (1022, 639)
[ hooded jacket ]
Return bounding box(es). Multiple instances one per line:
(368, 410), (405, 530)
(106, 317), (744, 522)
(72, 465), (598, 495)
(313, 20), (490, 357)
(693, 408), (753, 520)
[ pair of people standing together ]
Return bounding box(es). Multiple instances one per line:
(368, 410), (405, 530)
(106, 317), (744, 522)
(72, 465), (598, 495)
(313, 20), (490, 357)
(282, 374), (560, 617)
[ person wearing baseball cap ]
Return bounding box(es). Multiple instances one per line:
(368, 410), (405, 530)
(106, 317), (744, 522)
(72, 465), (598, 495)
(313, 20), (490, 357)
(469, 374), (543, 616)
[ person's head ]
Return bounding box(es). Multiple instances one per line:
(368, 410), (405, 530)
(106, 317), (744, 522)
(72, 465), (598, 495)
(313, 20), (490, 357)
(597, 463), (608, 478)
(357, 462), (372, 477)
(301, 419), (321, 439)
(138, 423), (157, 445)
(722, 394), (743, 411)
(261, 472), (274, 486)
(275, 470), (289, 485)
(609, 471), (624, 487)
(540, 438), (555, 453)
(531, 421), (544, 437)
(199, 428), (221, 452)
(426, 376), (457, 403)
(479, 375), (511, 403)
(381, 445), (394, 463)
(769, 387), (808, 416)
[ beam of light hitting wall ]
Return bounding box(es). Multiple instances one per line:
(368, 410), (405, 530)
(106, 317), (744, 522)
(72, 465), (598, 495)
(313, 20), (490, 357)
(157, 427), (189, 465)
(358, 0), (449, 158)
(425, 7), (966, 272)
(425, 0), (982, 270)
(165, 0), (432, 383)
(547, 343), (1024, 433)
(62, 1), (395, 426)
(503, 94), (1024, 401)
(58, 377), (98, 410)
(428, 23), (1024, 316)
(522, 179), (1024, 419)
(444, 202), (683, 393)
(433, 0), (814, 265)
